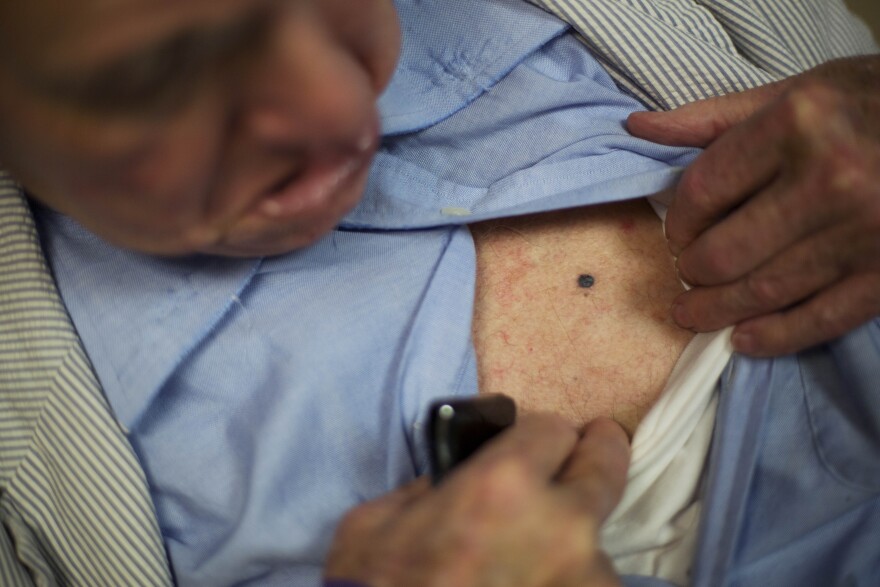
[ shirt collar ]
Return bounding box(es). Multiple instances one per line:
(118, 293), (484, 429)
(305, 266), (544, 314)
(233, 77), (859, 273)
(379, 0), (568, 135)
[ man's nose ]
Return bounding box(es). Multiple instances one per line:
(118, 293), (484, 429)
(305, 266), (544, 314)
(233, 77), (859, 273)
(235, 4), (377, 152)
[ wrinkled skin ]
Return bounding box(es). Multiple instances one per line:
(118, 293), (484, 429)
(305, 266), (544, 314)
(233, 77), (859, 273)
(628, 56), (880, 357)
(325, 416), (630, 587)
(0, 0), (400, 256)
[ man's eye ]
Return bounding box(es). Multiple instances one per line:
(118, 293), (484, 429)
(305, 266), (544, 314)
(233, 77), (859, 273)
(80, 38), (200, 113)
(45, 13), (268, 116)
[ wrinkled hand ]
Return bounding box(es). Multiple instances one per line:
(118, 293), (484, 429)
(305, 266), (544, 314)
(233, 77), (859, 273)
(627, 56), (880, 357)
(324, 416), (630, 587)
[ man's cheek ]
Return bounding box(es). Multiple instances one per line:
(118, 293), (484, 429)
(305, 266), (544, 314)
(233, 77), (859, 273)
(73, 117), (228, 233)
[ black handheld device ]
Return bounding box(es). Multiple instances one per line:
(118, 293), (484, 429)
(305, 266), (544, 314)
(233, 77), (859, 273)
(426, 394), (516, 485)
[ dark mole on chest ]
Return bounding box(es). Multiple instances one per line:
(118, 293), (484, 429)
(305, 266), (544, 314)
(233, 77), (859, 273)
(577, 274), (595, 288)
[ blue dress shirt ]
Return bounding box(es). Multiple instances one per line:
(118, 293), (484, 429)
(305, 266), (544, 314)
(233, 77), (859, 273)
(35, 0), (880, 585)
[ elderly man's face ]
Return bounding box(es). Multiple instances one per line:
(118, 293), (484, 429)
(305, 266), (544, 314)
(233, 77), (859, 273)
(0, 0), (400, 255)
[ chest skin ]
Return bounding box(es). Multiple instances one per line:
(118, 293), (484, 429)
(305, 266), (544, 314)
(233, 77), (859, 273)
(470, 198), (694, 435)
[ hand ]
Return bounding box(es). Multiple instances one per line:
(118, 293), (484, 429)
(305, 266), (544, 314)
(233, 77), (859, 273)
(627, 56), (880, 357)
(324, 415), (630, 587)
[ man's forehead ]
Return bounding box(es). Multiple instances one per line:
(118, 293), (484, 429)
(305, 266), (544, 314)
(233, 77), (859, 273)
(1, 0), (265, 69)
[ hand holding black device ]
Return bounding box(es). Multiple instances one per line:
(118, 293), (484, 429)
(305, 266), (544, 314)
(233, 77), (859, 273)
(426, 394), (516, 484)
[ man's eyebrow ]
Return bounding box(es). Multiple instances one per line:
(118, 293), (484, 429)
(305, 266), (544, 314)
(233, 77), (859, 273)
(30, 11), (268, 112)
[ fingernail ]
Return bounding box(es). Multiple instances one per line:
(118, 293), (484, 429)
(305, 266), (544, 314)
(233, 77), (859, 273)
(671, 303), (693, 329)
(674, 257), (693, 286)
(731, 331), (754, 353)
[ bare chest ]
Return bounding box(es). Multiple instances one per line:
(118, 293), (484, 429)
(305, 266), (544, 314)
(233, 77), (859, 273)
(470, 199), (693, 435)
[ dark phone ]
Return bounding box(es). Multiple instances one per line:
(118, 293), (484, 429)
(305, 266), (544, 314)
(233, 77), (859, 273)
(426, 394), (516, 485)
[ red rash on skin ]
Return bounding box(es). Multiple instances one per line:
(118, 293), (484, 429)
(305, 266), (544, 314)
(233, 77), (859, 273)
(479, 234), (537, 310)
(470, 200), (694, 435)
(619, 217), (636, 233)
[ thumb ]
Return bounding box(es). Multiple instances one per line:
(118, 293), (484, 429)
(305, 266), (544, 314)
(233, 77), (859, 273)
(627, 80), (787, 147)
(556, 418), (630, 523)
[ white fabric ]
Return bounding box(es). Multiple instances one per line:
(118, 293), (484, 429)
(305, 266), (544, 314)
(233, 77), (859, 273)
(600, 196), (734, 584)
(601, 327), (733, 585)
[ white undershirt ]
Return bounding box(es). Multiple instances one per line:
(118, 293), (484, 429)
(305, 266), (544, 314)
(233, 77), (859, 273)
(600, 197), (735, 585)
(601, 327), (732, 584)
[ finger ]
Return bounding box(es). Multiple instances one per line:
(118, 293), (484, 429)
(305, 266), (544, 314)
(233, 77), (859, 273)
(556, 418), (631, 523)
(666, 84), (843, 257)
(345, 477), (432, 526)
(730, 272), (880, 357)
(664, 111), (786, 256)
(672, 225), (850, 331)
(460, 413), (581, 484)
(389, 476), (433, 505)
(626, 81), (787, 147)
(673, 177), (797, 286)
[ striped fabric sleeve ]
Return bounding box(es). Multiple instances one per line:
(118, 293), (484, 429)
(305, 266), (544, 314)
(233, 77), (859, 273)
(0, 518), (35, 587)
(529, 0), (878, 110)
(0, 175), (174, 585)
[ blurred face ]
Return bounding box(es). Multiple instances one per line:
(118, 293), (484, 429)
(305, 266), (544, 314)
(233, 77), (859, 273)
(0, 0), (399, 255)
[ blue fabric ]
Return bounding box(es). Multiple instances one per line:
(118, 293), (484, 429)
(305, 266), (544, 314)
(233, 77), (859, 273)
(690, 323), (880, 587)
(33, 0), (880, 586)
